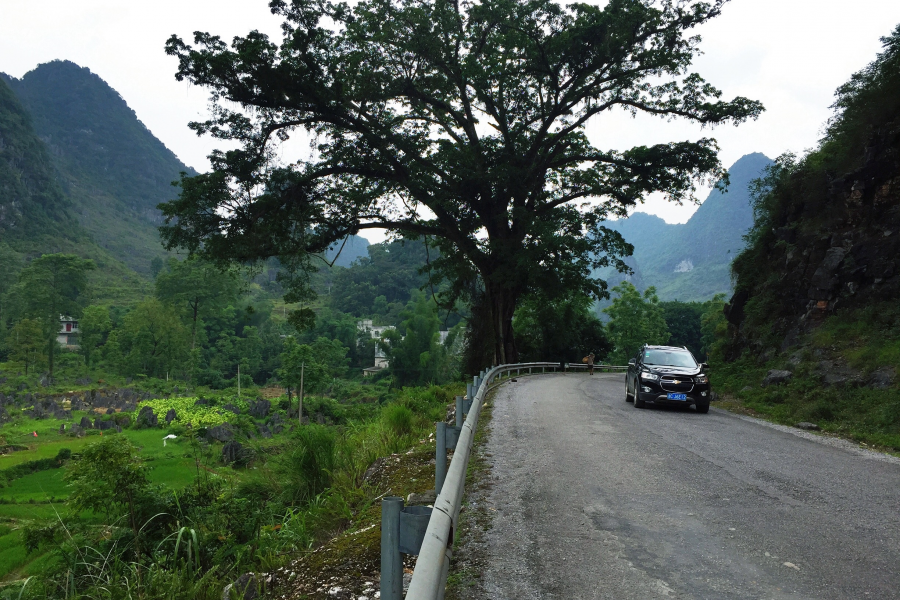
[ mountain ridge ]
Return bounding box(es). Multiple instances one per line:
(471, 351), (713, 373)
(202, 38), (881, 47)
(600, 152), (773, 302)
(4, 60), (194, 275)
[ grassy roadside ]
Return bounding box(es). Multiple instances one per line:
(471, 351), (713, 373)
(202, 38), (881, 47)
(710, 305), (900, 454)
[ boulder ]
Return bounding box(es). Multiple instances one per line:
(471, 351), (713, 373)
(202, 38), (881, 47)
(249, 399), (271, 419)
(222, 441), (243, 465)
(136, 406), (159, 428)
(206, 424), (235, 442)
(222, 441), (256, 466)
(222, 573), (264, 600)
(165, 409), (177, 425)
(98, 420), (116, 431)
(817, 361), (863, 387)
(761, 370), (792, 387)
(406, 490), (437, 505)
(69, 424), (84, 437)
(222, 403), (241, 415)
(809, 247), (846, 297)
(796, 422), (820, 431)
(267, 413), (285, 435)
(80, 416), (92, 429)
(869, 367), (896, 389)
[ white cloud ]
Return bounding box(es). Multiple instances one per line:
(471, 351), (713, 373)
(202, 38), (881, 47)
(2, 0), (899, 236)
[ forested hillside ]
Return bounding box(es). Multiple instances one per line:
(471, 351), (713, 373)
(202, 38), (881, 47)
(0, 75), (73, 245)
(0, 76), (147, 304)
(601, 153), (772, 301)
(714, 26), (900, 449)
(4, 61), (194, 275)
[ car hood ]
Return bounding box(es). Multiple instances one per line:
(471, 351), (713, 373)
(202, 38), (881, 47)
(647, 366), (701, 376)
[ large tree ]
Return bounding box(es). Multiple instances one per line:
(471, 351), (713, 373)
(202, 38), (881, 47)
(161, 0), (762, 364)
(603, 281), (669, 363)
(155, 257), (240, 350)
(8, 254), (95, 376)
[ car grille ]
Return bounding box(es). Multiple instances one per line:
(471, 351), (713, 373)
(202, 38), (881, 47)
(660, 376), (694, 392)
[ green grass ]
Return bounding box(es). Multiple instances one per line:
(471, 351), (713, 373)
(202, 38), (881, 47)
(711, 302), (900, 452)
(0, 503), (64, 521)
(0, 530), (29, 579)
(0, 383), (468, 592)
(0, 469), (68, 503)
(713, 357), (900, 452)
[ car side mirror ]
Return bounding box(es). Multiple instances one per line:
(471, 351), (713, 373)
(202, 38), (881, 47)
(700, 363), (709, 370)
(628, 359), (636, 366)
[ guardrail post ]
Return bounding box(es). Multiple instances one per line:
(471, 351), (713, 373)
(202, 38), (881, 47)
(381, 497), (404, 600)
(455, 396), (463, 428)
(436, 422), (447, 494)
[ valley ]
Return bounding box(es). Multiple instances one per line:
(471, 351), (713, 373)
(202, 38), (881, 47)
(0, 6), (898, 600)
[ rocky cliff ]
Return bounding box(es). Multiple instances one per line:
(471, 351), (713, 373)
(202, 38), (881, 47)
(725, 26), (900, 367)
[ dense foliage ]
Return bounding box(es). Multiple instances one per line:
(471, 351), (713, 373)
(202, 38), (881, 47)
(7, 60), (196, 275)
(729, 24), (900, 353)
(603, 282), (669, 363)
(159, 0), (762, 366)
(0, 77), (74, 243)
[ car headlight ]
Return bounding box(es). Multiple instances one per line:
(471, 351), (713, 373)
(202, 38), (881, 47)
(695, 375), (709, 384)
(641, 371), (659, 381)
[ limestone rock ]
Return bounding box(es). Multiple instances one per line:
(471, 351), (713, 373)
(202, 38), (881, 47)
(761, 370), (792, 387)
(222, 573), (263, 600)
(206, 423), (235, 442)
(406, 490), (437, 505)
(137, 405), (159, 428)
(869, 367), (896, 389)
(249, 399), (271, 419)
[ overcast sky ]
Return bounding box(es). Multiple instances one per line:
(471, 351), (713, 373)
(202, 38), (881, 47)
(2, 0), (899, 242)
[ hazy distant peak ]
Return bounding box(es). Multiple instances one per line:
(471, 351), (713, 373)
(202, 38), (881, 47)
(722, 153), (774, 188)
(624, 211), (670, 225)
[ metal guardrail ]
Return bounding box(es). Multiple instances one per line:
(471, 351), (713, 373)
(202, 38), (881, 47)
(382, 362), (627, 600)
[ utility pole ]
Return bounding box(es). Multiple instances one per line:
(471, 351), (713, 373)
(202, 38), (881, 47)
(298, 362), (305, 425)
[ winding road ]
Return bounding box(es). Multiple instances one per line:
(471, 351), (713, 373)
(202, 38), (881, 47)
(468, 373), (900, 599)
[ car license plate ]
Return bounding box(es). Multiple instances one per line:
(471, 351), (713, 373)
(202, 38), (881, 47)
(667, 393), (687, 401)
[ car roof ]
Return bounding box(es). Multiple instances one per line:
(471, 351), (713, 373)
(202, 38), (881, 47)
(644, 345), (691, 352)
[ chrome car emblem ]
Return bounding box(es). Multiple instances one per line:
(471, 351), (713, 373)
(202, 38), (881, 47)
(673, 380), (681, 384)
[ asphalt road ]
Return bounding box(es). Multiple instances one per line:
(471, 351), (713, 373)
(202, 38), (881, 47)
(473, 373), (900, 600)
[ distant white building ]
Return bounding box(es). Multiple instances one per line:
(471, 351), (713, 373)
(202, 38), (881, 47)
(358, 319), (396, 373)
(58, 316), (79, 348)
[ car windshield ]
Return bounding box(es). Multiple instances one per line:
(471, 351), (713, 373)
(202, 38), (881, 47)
(644, 349), (697, 368)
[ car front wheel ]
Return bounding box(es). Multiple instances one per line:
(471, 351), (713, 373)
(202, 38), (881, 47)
(695, 400), (710, 414)
(634, 390), (646, 409)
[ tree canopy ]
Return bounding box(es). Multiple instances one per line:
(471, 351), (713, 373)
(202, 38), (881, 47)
(7, 254), (95, 376)
(603, 281), (669, 363)
(161, 0), (762, 365)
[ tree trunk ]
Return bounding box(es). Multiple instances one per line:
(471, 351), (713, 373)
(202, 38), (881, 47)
(486, 281), (520, 366)
(191, 299), (200, 350)
(47, 336), (55, 379)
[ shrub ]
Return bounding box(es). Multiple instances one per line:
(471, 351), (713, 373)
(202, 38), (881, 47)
(276, 425), (337, 505)
(382, 403), (413, 436)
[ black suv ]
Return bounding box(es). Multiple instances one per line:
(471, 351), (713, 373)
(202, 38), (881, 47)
(625, 345), (711, 413)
